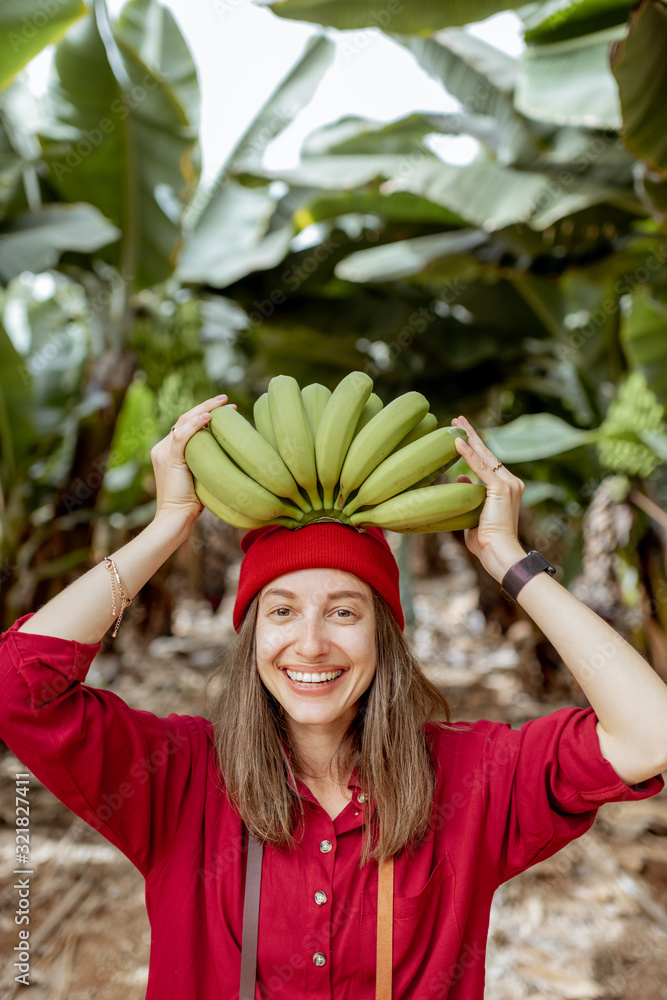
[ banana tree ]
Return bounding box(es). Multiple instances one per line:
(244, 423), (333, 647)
(0, 0), (201, 628)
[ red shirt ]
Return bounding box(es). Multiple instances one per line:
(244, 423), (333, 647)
(1, 612), (663, 999)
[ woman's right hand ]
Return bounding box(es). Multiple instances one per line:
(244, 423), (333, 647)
(150, 394), (235, 530)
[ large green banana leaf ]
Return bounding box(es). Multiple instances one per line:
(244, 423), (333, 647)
(225, 35), (334, 177)
(395, 30), (517, 118)
(0, 203), (121, 281)
(114, 0), (201, 127)
(394, 31), (544, 168)
(240, 154), (411, 191)
(481, 412), (599, 460)
(39, 6), (198, 290)
(0, 0), (86, 91)
(178, 180), (292, 288)
(515, 24), (626, 128)
(334, 229), (487, 282)
(178, 35), (333, 287)
(611, 0), (667, 174)
(520, 0), (634, 42)
(260, 0), (533, 32)
(371, 154), (618, 231)
(293, 185), (465, 230)
(301, 113), (441, 158)
(620, 288), (667, 402)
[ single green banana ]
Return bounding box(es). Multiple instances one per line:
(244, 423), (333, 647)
(253, 392), (278, 450)
(209, 404), (310, 513)
(194, 478), (300, 530)
(268, 375), (322, 509)
(392, 412), (438, 452)
(184, 428), (304, 523)
(349, 482), (485, 530)
(399, 428), (467, 492)
(336, 391), (430, 509)
(353, 392), (383, 436)
(343, 426), (467, 515)
(302, 383), (332, 438)
(315, 371), (373, 508)
(397, 502), (484, 533)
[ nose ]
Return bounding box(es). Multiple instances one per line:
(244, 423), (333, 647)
(293, 614), (329, 660)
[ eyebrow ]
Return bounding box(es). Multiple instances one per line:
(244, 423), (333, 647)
(261, 588), (369, 603)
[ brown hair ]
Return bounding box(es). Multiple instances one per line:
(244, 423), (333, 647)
(209, 590), (455, 866)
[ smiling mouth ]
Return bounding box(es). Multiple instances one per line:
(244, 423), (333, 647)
(284, 669), (344, 685)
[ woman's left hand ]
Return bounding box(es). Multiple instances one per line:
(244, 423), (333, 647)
(451, 415), (526, 580)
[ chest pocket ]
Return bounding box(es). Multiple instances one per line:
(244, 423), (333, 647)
(393, 851), (456, 922)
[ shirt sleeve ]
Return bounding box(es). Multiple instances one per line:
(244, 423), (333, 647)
(482, 706), (665, 884)
(0, 612), (205, 878)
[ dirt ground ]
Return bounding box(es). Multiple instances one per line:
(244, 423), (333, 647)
(2, 534), (667, 999)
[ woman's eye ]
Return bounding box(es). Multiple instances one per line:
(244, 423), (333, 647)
(274, 607), (291, 617)
(333, 609), (353, 618)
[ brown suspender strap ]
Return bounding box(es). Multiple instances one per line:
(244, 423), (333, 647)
(239, 833), (263, 1000)
(238, 835), (394, 1000)
(376, 856), (394, 1000)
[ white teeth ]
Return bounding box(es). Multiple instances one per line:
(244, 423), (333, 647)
(285, 669), (343, 684)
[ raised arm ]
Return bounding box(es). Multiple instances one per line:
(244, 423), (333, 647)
(451, 414), (667, 787)
(17, 394), (232, 644)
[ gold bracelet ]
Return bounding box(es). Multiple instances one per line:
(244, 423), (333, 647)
(104, 556), (133, 638)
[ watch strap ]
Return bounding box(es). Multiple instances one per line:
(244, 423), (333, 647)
(500, 550), (556, 603)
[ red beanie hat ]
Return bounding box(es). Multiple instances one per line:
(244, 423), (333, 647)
(232, 522), (404, 632)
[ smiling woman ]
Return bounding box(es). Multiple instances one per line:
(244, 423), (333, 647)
(1, 393), (666, 1000)
(213, 534), (452, 856)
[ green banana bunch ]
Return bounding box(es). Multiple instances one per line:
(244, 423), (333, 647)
(208, 404), (310, 513)
(597, 371), (665, 478)
(349, 482), (485, 531)
(343, 426), (467, 515)
(302, 383), (332, 437)
(336, 391), (430, 509)
(268, 375), (322, 509)
(184, 428), (304, 523)
(183, 371), (486, 534)
(315, 371), (373, 508)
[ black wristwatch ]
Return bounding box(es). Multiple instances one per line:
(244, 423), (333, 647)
(500, 550), (557, 603)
